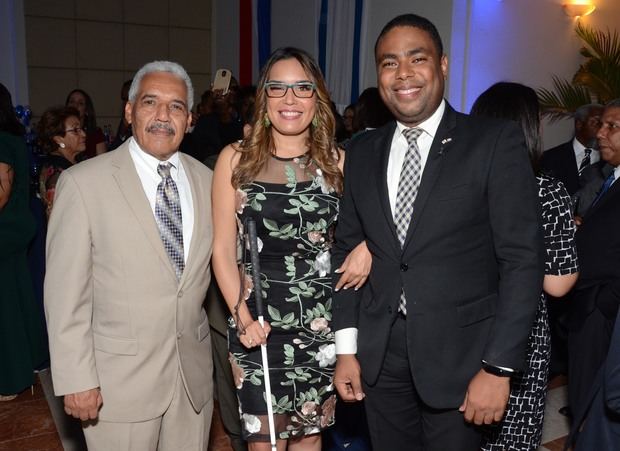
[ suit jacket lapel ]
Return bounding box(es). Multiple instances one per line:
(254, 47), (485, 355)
(585, 174), (620, 219)
(178, 154), (203, 287)
(111, 143), (177, 282)
(402, 105), (456, 250)
(376, 123), (401, 252)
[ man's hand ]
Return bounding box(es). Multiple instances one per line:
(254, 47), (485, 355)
(334, 354), (365, 402)
(64, 388), (103, 421)
(574, 215), (583, 227)
(459, 369), (510, 425)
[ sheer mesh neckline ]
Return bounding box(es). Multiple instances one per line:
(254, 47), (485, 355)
(271, 151), (310, 162)
(249, 152), (318, 185)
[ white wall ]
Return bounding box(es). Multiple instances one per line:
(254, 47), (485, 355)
(212, 0), (240, 81)
(270, 0), (320, 57)
(451, 0), (620, 149)
(212, 0), (320, 82)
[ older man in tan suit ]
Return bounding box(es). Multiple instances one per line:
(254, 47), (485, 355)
(44, 61), (214, 450)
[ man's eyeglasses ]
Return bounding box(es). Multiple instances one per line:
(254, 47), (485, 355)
(264, 82), (316, 98)
(65, 127), (86, 134)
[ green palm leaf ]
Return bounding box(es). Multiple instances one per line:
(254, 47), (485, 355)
(575, 23), (620, 66)
(539, 24), (620, 119)
(537, 76), (592, 122)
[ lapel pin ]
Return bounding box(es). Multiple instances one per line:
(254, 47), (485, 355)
(438, 137), (452, 156)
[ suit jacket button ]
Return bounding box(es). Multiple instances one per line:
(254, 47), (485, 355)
(400, 263), (408, 272)
(177, 332), (182, 339)
(387, 306), (392, 314)
(178, 290), (184, 297)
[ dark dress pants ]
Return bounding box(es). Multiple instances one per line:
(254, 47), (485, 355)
(568, 306), (615, 426)
(362, 314), (482, 451)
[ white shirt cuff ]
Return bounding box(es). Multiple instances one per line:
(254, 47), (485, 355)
(335, 328), (358, 354)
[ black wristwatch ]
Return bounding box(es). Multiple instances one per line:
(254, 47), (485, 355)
(481, 362), (515, 377)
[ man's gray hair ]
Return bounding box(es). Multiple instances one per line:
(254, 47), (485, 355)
(574, 103), (603, 122)
(128, 60), (194, 111)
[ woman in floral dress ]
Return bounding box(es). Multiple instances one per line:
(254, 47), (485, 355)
(212, 47), (370, 450)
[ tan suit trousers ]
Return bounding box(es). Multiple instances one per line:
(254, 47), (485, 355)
(83, 371), (213, 451)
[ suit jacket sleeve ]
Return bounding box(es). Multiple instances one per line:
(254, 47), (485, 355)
(44, 171), (99, 395)
(595, 281), (620, 320)
(483, 122), (544, 369)
(331, 148), (365, 331)
(605, 308), (620, 413)
(604, 300), (620, 417)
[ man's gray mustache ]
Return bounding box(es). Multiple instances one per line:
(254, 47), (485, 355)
(146, 122), (175, 135)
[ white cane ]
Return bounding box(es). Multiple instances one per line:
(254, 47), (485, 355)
(247, 218), (277, 451)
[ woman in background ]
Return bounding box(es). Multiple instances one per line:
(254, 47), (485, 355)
(351, 87), (393, 136)
(37, 106), (86, 218)
(65, 88), (106, 159)
(471, 82), (579, 450)
(0, 83), (46, 400)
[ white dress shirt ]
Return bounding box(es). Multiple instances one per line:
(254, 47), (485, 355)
(335, 101), (446, 355)
(612, 166), (620, 187)
(128, 137), (194, 263)
(573, 137), (600, 170)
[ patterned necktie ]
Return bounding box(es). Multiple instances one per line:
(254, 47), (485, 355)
(155, 162), (184, 280)
(394, 127), (423, 315)
(592, 171), (616, 207)
(578, 148), (592, 173)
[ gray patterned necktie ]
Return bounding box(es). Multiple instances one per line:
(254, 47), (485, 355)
(155, 162), (184, 280)
(394, 127), (423, 315)
(579, 148), (592, 173)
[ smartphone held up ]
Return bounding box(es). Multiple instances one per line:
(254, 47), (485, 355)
(212, 69), (232, 95)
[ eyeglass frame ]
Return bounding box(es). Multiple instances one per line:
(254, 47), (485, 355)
(64, 127), (86, 134)
(264, 81), (317, 98)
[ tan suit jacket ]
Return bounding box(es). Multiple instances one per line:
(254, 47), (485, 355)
(44, 140), (214, 422)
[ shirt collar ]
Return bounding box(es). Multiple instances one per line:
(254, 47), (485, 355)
(129, 137), (180, 174)
(395, 99), (446, 140)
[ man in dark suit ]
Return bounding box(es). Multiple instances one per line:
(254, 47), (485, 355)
(572, 160), (614, 218)
(568, 307), (620, 450)
(542, 104), (603, 388)
(568, 99), (620, 430)
(331, 14), (543, 451)
(541, 103), (603, 195)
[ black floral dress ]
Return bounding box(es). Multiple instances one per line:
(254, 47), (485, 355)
(228, 153), (339, 441)
(482, 174), (579, 450)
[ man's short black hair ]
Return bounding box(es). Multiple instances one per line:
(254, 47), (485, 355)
(374, 14), (444, 60)
(606, 98), (620, 109)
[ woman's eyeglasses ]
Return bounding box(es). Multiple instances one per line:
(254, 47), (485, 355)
(65, 127), (86, 134)
(264, 82), (316, 98)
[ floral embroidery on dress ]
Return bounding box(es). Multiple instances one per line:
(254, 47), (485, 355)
(229, 155), (339, 440)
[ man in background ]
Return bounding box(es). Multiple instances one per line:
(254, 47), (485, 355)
(568, 99), (620, 430)
(541, 103), (603, 196)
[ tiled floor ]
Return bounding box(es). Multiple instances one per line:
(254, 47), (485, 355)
(1, 373), (570, 450)
(0, 379), (62, 450)
(539, 377), (571, 450)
